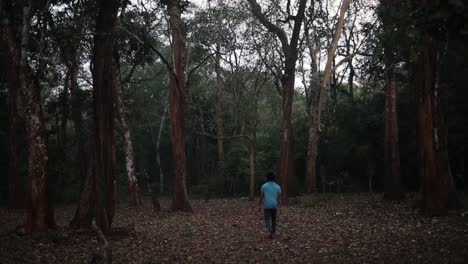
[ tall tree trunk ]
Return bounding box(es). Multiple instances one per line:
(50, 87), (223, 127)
(67, 44), (91, 228)
(6, 43), (23, 209)
(304, 0), (350, 194)
(68, 48), (87, 190)
(383, 46), (402, 199)
(215, 43), (225, 190)
(249, 139), (256, 200)
(247, 0), (307, 199)
(278, 66), (295, 199)
(306, 104), (320, 193)
(157, 99), (168, 195)
(248, 98), (259, 200)
(381, 0), (403, 200)
(113, 53), (141, 207)
(413, 35), (450, 215)
(90, 0), (119, 233)
(1, 0), (52, 232)
(70, 156), (94, 228)
(167, 0), (193, 212)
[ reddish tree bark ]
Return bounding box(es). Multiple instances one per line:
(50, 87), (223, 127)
(90, 0), (119, 233)
(1, 0), (52, 232)
(381, 0), (403, 199)
(383, 49), (402, 199)
(413, 35), (451, 215)
(166, 0), (193, 212)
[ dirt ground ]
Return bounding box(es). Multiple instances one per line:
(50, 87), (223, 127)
(0, 194), (467, 263)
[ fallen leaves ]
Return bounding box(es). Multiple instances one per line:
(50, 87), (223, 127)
(0, 194), (467, 263)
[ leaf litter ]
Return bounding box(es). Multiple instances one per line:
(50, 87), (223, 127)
(0, 193), (467, 263)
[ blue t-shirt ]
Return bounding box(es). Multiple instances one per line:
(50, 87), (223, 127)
(260, 181), (281, 209)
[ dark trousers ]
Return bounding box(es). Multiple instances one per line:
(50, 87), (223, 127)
(264, 209), (277, 234)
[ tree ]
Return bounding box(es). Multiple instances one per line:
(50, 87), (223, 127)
(411, 0), (461, 214)
(380, 0), (403, 199)
(303, 0), (350, 193)
(91, 0), (120, 232)
(4, 20), (22, 209)
(0, 0), (53, 232)
(72, 0), (120, 233)
(247, 0), (308, 198)
(165, 0), (193, 211)
(114, 51), (142, 206)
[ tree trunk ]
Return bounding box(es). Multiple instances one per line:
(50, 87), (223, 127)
(249, 140), (256, 200)
(306, 106), (320, 193)
(383, 61), (402, 199)
(215, 42), (225, 190)
(68, 47), (87, 189)
(381, 0), (403, 200)
(1, 0), (52, 232)
(167, 0), (193, 212)
(66, 44), (92, 228)
(247, 0), (307, 199)
(304, 0), (350, 194)
(382, 45), (402, 199)
(278, 69), (295, 199)
(248, 98), (259, 200)
(6, 41), (23, 209)
(157, 99), (168, 195)
(90, 0), (119, 233)
(70, 156), (94, 228)
(413, 36), (450, 215)
(113, 53), (142, 207)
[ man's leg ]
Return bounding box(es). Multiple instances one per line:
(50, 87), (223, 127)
(264, 209), (271, 232)
(271, 209), (277, 235)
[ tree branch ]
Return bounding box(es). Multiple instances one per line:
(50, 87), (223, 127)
(246, 0), (289, 53)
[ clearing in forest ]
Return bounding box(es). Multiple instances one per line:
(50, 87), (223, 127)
(0, 194), (467, 263)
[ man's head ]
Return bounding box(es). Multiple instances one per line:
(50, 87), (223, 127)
(266, 172), (275, 182)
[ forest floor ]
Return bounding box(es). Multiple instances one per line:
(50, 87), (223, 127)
(0, 193), (467, 264)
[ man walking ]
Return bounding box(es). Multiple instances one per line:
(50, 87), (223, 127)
(259, 172), (282, 238)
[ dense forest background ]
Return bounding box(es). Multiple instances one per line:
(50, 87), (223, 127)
(1, 0), (468, 232)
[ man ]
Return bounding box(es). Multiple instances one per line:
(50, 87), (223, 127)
(259, 172), (281, 238)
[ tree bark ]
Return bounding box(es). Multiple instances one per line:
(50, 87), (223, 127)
(247, 0), (307, 198)
(304, 0), (350, 193)
(306, 104), (320, 193)
(413, 34), (450, 215)
(383, 44), (402, 199)
(249, 139), (256, 200)
(113, 52), (142, 207)
(64, 42), (93, 228)
(166, 0), (193, 212)
(157, 98), (168, 195)
(0, 0), (52, 232)
(248, 96), (259, 200)
(68, 47), (88, 189)
(381, 0), (403, 200)
(5, 34), (23, 209)
(70, 156), (94, 229)
(90, 0), (119, 233)
(215, 42), (225, 190)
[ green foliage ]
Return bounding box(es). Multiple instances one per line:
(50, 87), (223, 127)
(1, 0), (468, 206)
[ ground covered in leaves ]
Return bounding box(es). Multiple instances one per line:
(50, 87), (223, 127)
(1, 194), (467, 263)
